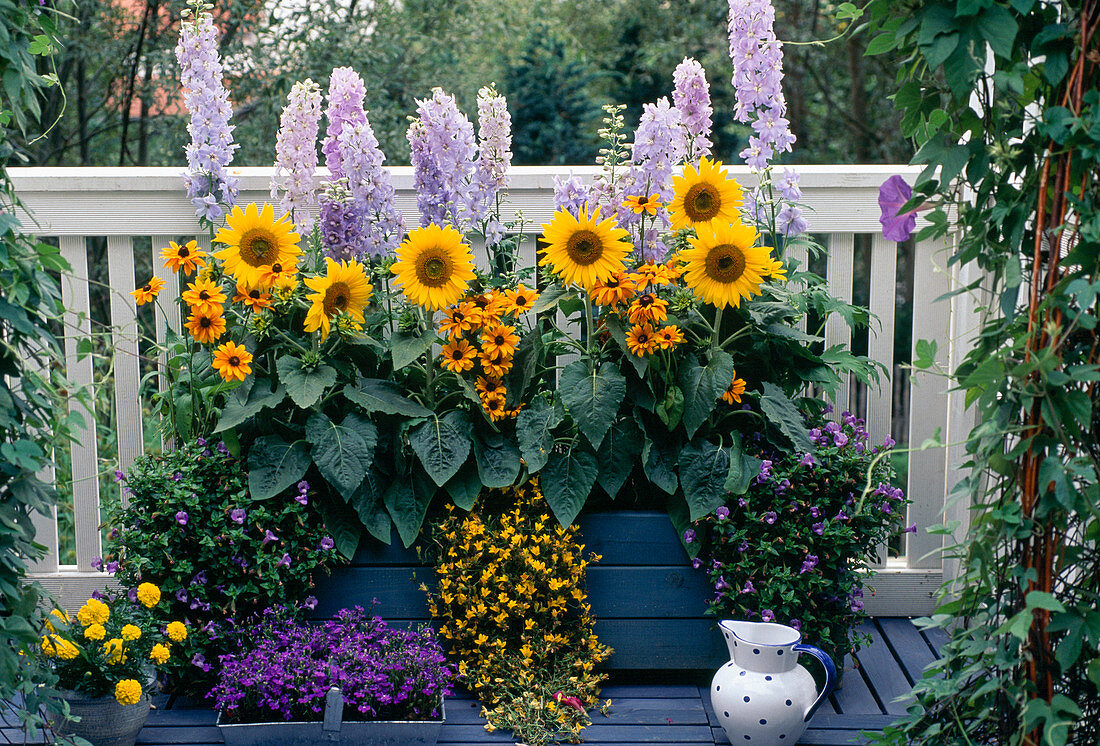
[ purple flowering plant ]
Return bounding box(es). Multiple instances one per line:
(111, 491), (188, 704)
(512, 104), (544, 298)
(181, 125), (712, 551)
(689, 409), (909, 666)
(211, 606), (453, 723)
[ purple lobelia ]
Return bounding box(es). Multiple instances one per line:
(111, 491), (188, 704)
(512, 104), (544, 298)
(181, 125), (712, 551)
(471, 84), (513, 245)
(175, 8), (239, 222)
(271, 80), (323, 233)
(672, 57), (714, 163)
(407, 88), (477, 229)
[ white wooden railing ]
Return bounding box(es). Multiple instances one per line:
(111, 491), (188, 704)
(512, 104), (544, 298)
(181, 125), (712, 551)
(10, 164), (975, 615)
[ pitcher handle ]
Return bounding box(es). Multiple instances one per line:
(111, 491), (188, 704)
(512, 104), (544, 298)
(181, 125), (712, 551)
(792, 643), (836, 722)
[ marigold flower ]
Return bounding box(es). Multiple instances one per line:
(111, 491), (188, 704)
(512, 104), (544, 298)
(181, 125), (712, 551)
(721, 371), (748, 404)
(182, 277), (228, 315)
(136, 582), (161, 608)
(114, 679), (143, 706)
(76, 598), (110, 626)
(185, 309), (227, 345)
(120, 624), (142, 642)
(130, 276), (166, 306)
(440, 338), (477, 374)
(626, 323), (659, 356)
(103, 638), (127, 665)
(150, 643), (170, 665)
(166, 621), (188, 642)
(212, 341), (253, 382)
(161, 240), (207, 275)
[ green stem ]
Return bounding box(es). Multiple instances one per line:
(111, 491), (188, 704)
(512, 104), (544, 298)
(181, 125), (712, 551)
(711, 306), (724, 351)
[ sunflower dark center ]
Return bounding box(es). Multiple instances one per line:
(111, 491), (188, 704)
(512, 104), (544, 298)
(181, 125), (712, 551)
(323, 282), (351, 316)
(228, 356), (240, 366)
(415, 249), (452, 287)
(705, 244), (747, 284)
(178, 247), (190, 257)
(200, 317), (212, 328)
(240, 230), (277, 266)
(684, 183), (721, 222)
(143, 284), (151, 292)
(565, 230), (603, 266)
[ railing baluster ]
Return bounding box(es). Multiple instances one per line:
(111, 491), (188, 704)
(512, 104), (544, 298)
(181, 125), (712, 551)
(867, 235), (897, 444)
(824, 233), (855, 415)
(107, 235), (144, 508)
(151, 235), (182, 450)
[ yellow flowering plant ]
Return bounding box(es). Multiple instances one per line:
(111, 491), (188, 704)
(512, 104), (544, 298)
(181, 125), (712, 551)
(426, 479), (612, 745)
(39, 587), (183, 705)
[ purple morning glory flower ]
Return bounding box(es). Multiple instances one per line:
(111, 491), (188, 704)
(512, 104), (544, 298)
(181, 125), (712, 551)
(692, 558), (703, 569)
(741, 580), (755, 594)
(196, 437), (206, 447)
(715, 577), (731, 592)
(851, 597), (865, 612)
(737, 497), (747, 508)
(175, 511), (189, 526)
(798, 453), (816, 468)
(812, 522), (825, 535)
(737, 540), (749, 552)
(297, 480), (310, 493)
(295, 492), (309, 506)
(763, 511), (778, 525)
(878, 175), (918, 242)
(834, 432), (849, 447)
(90, 556), (104, 571)
(217, 442), (229, 455)
(230, 508), (246, 524)
(789, 619), (801, 631)
(105, 560), (119, 574)
(883, 435), (897, 449)
(113, 470), (126, 483)
(683, 529), (696, 544)
(172, 471), (183, 481)
(303, 596), (318, 610)
(127, 588), (137, 603)
(176, 589), (189, 602)
(761, 609), (775, 622)
(716, 506), (730, 520)
(904, 523), (918, 534)
(320, 536), (335, 551)
(836, 509), (851, 521)
(799, 555), (819, 574)
(192, 571), (208, 585)
(277, 553), (292, 568)
(263, 529), (278, 546)
(881, 502), (892, 514)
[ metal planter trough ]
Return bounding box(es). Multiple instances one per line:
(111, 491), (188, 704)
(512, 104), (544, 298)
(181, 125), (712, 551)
(216, 688), (445, 746)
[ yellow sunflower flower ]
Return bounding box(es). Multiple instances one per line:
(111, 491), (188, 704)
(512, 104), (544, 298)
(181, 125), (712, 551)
(539, 206), (630, 291)
(680, 220), (774, 308)
(185, 309), (227, 345)
(391, 224), (476, 311)
(114, 679), (143, 706)
(212, 341), (253, 382)
(480, 323), (519, 358)
(668, 157), (744, 230)
(213, 203), (301, 288)
(232, 282), (272, 313)
(136, 582), (161, 609)
(440, 339), (477, 374)
(722, 371), (748, 404)
(181, 278), (228, 316)
(161, 240), (206, 276)
(130, 276), (166, 306)
(590, 272), (637, 307)
(439, 303), (477, 340)
(626, 323), (659, 356)
(303, 258), (373, 341)
(501, 284), (539, 314)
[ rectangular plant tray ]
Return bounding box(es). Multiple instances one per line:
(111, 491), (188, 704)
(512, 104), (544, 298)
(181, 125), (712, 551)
(216, 702), (445, 746)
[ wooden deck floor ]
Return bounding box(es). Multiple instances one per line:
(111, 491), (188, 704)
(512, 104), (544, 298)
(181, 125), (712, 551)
(6, 618), (942, 745)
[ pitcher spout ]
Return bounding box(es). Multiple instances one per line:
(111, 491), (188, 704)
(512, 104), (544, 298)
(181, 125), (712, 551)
(717, 620), (760, 659)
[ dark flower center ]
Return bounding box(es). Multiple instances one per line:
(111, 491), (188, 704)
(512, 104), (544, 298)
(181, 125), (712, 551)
(566, 230), (603, 265)
(178, 247), (190, 257)
(416, 249), (453, 286)
(228, 356), (240, 366)
(142, 284), (151, 292)
(684, 183), (721, 222)
(705, 244), (747, 284)
(200, 317), (212, 328)
(323, 282), (351, 315)
(240, 230), (277, 266)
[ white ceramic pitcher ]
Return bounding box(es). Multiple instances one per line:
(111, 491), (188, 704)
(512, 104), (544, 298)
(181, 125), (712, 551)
(710, 620), (837, 745)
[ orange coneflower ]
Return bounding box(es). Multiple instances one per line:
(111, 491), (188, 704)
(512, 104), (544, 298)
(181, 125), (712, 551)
(211, 341), (253, 382)
(440, 338), (477, 374)
(480, 323), (520, 358)
(721, 371), (748, 404)
(161, 240), (207, 276)
(590, 272), (637, 307)
(480, 349), (512, 378)
(623, 193), (663, 216)
(130, 276), (166, 306)
(627, 293), (669, 325)
(475, 376), (505, 398)
(439, 303), (477, 340)
(626, 323), (659, 356)
(232, 282), (272, 313)
(501, 284), (539, 315)
(468, 291), (505, 326)
(256, 260), (299, 290)
(656, 324), (685, 350)
(185, 310), (226, 345)
(482, 392), (509, 422)
(182, 278), (228, 316)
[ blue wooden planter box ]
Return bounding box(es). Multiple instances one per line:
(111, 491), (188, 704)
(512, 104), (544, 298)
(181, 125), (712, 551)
(315, 510), (726, 670)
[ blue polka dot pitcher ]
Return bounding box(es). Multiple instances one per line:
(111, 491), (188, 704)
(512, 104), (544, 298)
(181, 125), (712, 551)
(710, 620), (836, 745)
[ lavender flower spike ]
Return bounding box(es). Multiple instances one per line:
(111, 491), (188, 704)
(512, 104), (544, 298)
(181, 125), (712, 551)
(407, 88), (477, 228)
(176, 10), (239, 221)
(472, 85), (513, 245)
(672, 58), (714, 162)
(334, 118), (405, 258)
(322, 67), (368, 178)
(271, 80), (322, 233)
(622, 98), (686, 260)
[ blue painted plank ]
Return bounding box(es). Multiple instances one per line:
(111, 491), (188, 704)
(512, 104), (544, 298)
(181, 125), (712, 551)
(919, 625), (949, 657)
(876, 618), (936, 685)
(602, 684), (702, 699)
(135, 726), (222, 744)
(596, 619), (725, 669)
(831, 658), (880, 715)
(851, 623), (913, 716)
(577, 512), (689, 566)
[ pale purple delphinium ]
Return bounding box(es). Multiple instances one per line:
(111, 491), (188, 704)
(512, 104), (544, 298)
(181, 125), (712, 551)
(672, 57), (714, 162)
(407, 88), (477, 228)
(471, 85), (513, 245)
(622, 98), (686, 256)
(271, 79), (323, 234)
(331, 119), (405, 259)
(322, 67), (368, 179)
(176, 10), (239, 221)
(553, 174), (593, 217)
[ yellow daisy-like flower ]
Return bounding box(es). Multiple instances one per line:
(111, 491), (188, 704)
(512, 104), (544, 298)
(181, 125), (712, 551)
(303, 258), (373, 341)
(214, 203), (302, 288)
(482, 392), (509, 422)
(256, 260), (299, 290)
(627, 293), (669, 325)
(623, 193), (663, 215)
(103, 638), (127, 665)
(185, 309), (227, 345)
(136, 582), (161, 609)
(181, 277), (228, 316)
(130, 276), (166, 306)
(76, 598), (109, 626)
(161, 240), (206, 276)
(668, 157), (744, 230)
(480, 349), (512, 378)
(501, 284), (539, 314)
(233, 282), (273, 313)
(120, 624), (142, 642)
(634, 261), (676, 291)
(212, 341), (254, 382)
(391, 224), (476, 311)
(114, 679), (143, 706)
(438, 303), (477, 340)
(166, 621), (188, 643)
(52, 636), (80, 660)
(475, 376), (505, 398)
(680, 220), (774, 309)
(722, 371), (748, 404)
(539, 206), (631, 291)
(84, 623), (106, 642)
(590, 272), (637, 307)
(150, 643), (170, 665)
(626, 323), (659, 356)
(480, 323), (520, 359)
(440, 338), (477, 374)
(656, 325), (685, 350)
(468, 291), (506, 326)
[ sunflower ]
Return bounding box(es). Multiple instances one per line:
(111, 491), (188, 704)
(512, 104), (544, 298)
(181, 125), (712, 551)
(539, 206), (631, 291)
(656, 325), (685, 350)
(627, 293), (669, 325)
(502, 284), (539, 314)
(668, 158), (743, 230)
(161, 240), (207, 275)
(257, 260), (299, 290)
(475, 376), (505, 398)
(480, 323), (520, 358)
(722, 371), (748, 404)
(482, 392), (509, 422)
(214, 203), (301, 288)
(233, 282), (272, 313)
(626, 323), (659, 356)
(182, 278), (228, 315)
(634, 261), (677, 291)
(212, 342), (253, 382)
(468, 291), (505, 326)
(303, 258), (374, 341)
(480, 349), (512, 378)
(589, 272), (637, 307)
(130, 276), (166, 306)
(391, 224), (476, 311)
(440, 339), (477, 374)
(680, 220), (773, 308)
(439, 303), (477, 340)
(185, 310), (226, 345)
(624, 193), (663, 215)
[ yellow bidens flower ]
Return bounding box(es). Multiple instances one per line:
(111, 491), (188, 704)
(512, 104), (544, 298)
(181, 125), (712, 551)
(76, 598), (109, 626)
(440, 338), (477, 374)
(539, 206), (630, 291)
(680, 220), (777, 309)
(303, 257), (373, 340)
(161, 240), (207, 276)
(668, 157), (743, 230)
(181, 277), (228, 316)
(120, 624), (142, 642)
(150, 643), (170, 665)
(84, 623), (106, 642)
(214, 203), (302, 289)
(130, 276), (166, 306)
(103, 638), (127, 665)
(136, 582), (161, 609)
(391, 224), (477, 311)
(166, 621), (188, 642)
(114, 679), (143, 706)
(185, 309), (227, 345)
(722, 371), (748, 404)
(212, 341), (254, 382)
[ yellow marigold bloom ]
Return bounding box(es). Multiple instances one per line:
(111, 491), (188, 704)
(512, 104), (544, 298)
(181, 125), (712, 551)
(166, 621), (188, 642)
(233, 282), (273, 313)
(84, 623), (106, 642)
(681, 220), (774, 309)
(120, 624), (142, 642)
(589, 272), (637, 307)
(181, 277), (228, 316)
(626, 323), (659, 356)
(668, 157), (743, 230)
(391, 224), (476, 311)
(103, 638), (127, 665)
(185, 309), (227, 345)
(212, 341), (254, 382)
(479, 349), (512, 379)
(439, 303), (477, 340)
(722, 372), (748, 404)
(136, 582), (161, 609)
(475, 376), (504, 398)
(623, 193), (663, 215)
(161, 240), (207, 276)
(214, 203), (302, 289)
(130, 276), (166, 306)
(440, 338), (477, 374)
(76, 598), (109, 626)
(114, 679), (143, 706)
(150, 643), (170, 665)
(303, 257), (373, 341)
(46, 608), (69, 632)
(656, 325), (685, 350)
(482, 392), (509, 422)
(480, 323), (519, 358)
(52, 636), (80, 660)
(539, 206), (630, 291)
(627, 293), (669, 325)
(501, 284), (539, 314)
